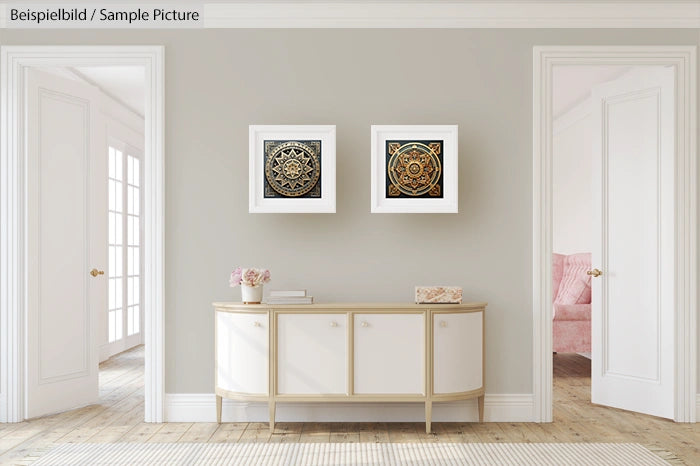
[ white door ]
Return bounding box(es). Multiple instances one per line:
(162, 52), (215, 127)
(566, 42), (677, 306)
(277, 313), (346, 394)
(354, 313), (424, 394)
(26, 69), (105, 418)
(590, 66), (674, 419)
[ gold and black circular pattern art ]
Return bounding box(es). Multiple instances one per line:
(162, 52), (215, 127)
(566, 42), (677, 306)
(264, 140), (322, 198)
(386, 140), (443, 198)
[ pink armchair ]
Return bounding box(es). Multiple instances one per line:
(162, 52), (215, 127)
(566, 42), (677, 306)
(552, 253), (591, 353)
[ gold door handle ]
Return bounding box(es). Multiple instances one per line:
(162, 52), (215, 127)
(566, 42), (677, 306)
(587, 268), (603, 277)
(90, 268), (105, 277)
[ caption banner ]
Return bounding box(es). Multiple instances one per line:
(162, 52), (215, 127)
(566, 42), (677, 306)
(5, 4), (203, 28)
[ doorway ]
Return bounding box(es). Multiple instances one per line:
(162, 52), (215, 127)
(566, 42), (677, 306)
(551, 64), (676, 418)
(532, 46), (697, 423)
(0, 46), (164, 423)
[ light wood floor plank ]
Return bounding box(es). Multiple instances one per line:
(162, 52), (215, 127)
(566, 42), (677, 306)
(178, 423), (219, 443)
(238, 422), (272, 443)
(146, 423), (191, 443)
(208, 423), (247, 443)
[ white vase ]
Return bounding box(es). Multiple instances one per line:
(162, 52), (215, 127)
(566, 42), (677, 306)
(241, 284), (263, 304)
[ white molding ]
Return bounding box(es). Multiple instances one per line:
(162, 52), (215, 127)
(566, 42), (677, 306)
(697, 394), (700, 420)
(553, 99), (591, 136)
(532, 46), (697, 423)
(0, 45), (24, 424)
(201, 2), (700, 29)
(165, 393), (534, 423)
(0, 45), (165, 423)
(67, 68), (145, 121)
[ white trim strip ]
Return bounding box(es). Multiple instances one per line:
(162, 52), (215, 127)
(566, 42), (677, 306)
(553, 99), (591, 135)
(165, 393), (535, 423)
(202, 2), (700, 29)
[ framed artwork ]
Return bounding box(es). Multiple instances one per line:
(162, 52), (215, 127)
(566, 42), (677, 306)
(249, 125), (336, 213)
(371, 125), (458, 213)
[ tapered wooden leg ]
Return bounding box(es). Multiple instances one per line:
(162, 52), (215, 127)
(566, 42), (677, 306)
(477, 395), (485, 423)
(269, 400), (276, 432)
(425, 400), (432, 434)
(216, 395), (222, 424)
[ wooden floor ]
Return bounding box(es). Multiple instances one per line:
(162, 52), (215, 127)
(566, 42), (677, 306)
(1, 348), (698, 464)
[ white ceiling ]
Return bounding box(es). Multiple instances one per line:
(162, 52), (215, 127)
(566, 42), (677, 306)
(72, 66), (145, 117)
(552, 65), (631, 118)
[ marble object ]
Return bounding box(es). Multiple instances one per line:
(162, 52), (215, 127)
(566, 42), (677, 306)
(415, 286), (463, 304)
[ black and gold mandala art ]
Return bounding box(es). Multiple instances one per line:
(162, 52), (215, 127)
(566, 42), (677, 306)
(386, 140), (443, 198)
(264, 140), (322, 198)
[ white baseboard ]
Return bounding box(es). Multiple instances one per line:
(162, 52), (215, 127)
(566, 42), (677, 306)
(696, 394), (700, 421)
(165, 393), (534, 423)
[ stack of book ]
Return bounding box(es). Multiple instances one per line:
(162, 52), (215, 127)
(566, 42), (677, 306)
(264, 290), (314, 305)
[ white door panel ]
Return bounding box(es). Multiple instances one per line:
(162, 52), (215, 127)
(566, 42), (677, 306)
(277, 313), (346, 394)
(26, 69), (103, 418)
(591, 66), (674, 419)
(216, 312), (268, 395)
(433, 312), (482, 394)
(354, 313), (424, 395)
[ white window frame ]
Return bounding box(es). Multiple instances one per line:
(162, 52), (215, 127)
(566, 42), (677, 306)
(105, 136), (145, 358)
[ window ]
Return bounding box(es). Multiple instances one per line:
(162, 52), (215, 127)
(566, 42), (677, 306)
(108, 144), (142, 344)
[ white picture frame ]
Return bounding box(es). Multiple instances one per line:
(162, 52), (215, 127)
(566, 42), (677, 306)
(249, 125), (336, 213)
(371, 125), (458, 213)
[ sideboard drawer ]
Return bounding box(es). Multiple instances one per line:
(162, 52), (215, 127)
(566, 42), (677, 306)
(277, 313), (347, 395)
(354, 313), (424, 394)
(433, 311), (483, 394)
(216, 312), (268, 394)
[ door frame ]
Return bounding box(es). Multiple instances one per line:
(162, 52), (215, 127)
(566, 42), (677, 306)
(0, 46), (165, 423)
(532, 46), (697, 422)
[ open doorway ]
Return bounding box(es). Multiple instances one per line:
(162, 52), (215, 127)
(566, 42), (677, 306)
(551, 66), (633, 409)
(0, 46), (164, 424)
(532, 46), (697, 423)
(552, 63), (677, 419)
(25, 65), (145, 419)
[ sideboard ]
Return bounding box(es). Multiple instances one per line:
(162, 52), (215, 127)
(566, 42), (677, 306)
(213, 302), (486, 433)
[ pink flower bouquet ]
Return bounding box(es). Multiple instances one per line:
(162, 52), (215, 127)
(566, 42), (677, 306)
(229, 267), (271, 288)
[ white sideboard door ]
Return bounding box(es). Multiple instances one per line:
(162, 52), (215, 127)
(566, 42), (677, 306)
(277, 313), (347, 394)
(216, 312), (268, 394)
(433, 312), (483, 394)
(354, 313), (424, 394)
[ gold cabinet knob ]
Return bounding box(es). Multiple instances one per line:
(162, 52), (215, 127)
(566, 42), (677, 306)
(361, 321), (369, 328)
(90, 268), (104, 277)
(329, 321), (338, 328)
(587, 268), (603, 277)
(253, 321), (261, 327)
(440, 321), (447, 328)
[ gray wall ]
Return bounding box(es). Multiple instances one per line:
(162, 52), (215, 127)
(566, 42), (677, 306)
(1, 29), (698, 395)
